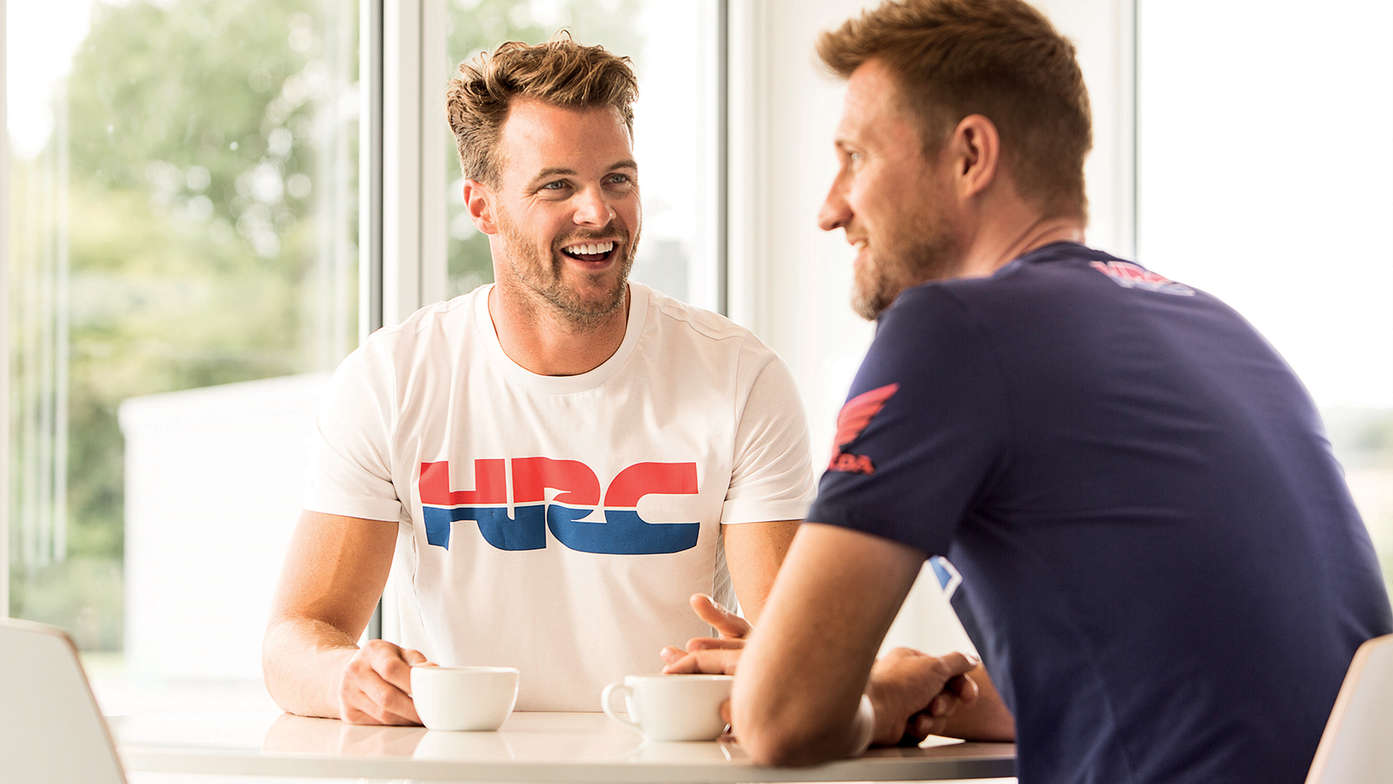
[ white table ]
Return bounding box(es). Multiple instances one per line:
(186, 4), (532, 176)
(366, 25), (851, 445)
(110, 711), (1015, 782)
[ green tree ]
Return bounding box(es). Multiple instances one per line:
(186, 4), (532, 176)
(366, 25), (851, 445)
(9, 0), (356, 649)
(8, 0), (645, 653)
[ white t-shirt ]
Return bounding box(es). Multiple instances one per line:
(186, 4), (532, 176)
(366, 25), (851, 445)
(304, 282), (814, 710)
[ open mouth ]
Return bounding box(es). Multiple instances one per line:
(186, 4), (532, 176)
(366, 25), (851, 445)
(559, 240), (618, 264)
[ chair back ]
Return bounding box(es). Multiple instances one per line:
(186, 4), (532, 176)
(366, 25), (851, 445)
(1305, 633), (1393, 784)
(0, 618), (127, 783)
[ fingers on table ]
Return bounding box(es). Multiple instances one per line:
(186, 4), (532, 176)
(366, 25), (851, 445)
(343, 685), (420, 725)
(689, 593), (751, 639)
(935, 651), (980, 679)
(904, 711), (946, 744)
(369, 650), (416, 692)
(662, 647), (740, 675)
(685, 636), (744, 652)
(947, 671), (980, 704)
(341, 642), (424, 725)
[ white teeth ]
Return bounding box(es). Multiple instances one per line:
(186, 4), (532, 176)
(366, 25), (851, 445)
(563, 241), (615, 256)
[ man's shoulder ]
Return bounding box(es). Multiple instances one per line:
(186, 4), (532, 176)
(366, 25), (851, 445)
(361, 285), (487, 354)
(641, 283), (771, 355)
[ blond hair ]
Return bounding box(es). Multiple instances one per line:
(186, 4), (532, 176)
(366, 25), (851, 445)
(446, 32), (639, 185)
(818, 0), (1092, 220)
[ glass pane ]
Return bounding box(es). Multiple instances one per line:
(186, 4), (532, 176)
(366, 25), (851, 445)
(443, 0), (719, 310)
(6, 0), (359, 712)
(1137, 1), (1393, 598)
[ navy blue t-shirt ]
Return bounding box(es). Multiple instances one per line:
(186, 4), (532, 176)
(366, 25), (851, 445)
(808, 243), (1392, 783)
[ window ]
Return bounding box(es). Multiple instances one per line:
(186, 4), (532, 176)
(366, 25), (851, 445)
(6, 0), (360, 712)
(4, 0), (724, 716)
(441, 0), (724, 310)
(1137, 0), (1393, 598)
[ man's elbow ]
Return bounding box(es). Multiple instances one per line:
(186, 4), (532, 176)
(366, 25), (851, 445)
(736, 710), (844, 767)
(261, 621), (289, 707)
(261, 618), (307, 714)
(746, 724), (819, 768)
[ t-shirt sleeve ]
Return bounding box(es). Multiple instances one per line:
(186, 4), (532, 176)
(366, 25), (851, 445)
(720, 353), (817, 524)
(806, 288), (1011, 556)
(302, 339), (403, 523)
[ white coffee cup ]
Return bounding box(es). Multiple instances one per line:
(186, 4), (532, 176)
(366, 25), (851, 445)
(600, 674), (733, 741)
(410, 665), (519, 732)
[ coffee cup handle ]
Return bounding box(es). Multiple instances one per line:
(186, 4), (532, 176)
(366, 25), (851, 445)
(601, 682), (640, 730)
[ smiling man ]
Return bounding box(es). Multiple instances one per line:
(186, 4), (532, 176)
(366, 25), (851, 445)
(663, 1), (1392, 781)
(261, 36), (813, 722)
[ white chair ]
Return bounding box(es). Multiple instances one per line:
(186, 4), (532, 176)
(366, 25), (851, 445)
(1305, 633), (1393, 784)
(0, 618), (127, 783)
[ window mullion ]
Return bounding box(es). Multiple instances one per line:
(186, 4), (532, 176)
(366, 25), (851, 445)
(1, 0), (10, 617)
(381, 0), (425, 327)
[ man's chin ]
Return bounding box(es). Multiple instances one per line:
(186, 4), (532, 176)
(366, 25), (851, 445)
(851, 275), (897, 321)
(543, 282), (628, 327)
(851, 295), (885, 321)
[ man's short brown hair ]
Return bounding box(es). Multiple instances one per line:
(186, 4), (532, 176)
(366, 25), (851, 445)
(818, 0), (1092, 220)
(446, 33), (638, 185)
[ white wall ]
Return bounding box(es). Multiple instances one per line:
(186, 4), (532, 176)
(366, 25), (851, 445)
(733, 0), (1133, 657)
(120, 374), (327, 680)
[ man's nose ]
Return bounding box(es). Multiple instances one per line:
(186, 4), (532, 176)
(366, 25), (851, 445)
(817, 184), (850, 232)
(573, 186), (616, 226)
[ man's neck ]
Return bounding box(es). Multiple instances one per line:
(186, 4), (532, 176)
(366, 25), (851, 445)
(957, 210), (1087, 279)
(486, 282), (630, 376)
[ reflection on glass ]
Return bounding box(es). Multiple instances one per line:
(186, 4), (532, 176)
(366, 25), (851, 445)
(443, 0), (718, 309)
(6, 0), (358, 711)
(1137, 0), (1393, 598)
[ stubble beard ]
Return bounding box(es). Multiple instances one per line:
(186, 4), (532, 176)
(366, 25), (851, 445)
(497, 212), (638, 331)
(852, 218), (962, 321)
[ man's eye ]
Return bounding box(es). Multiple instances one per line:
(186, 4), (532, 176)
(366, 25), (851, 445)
(606, 173), (633, 186)
(541, 181), (569, 191)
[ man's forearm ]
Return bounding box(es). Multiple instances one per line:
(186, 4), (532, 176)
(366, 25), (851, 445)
(723, 520), (800, 624)
(262, 616), (359, 718)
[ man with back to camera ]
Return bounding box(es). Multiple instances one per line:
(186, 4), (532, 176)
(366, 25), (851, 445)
(662, 0), (1393, 780)
(260, 35), (815, 723)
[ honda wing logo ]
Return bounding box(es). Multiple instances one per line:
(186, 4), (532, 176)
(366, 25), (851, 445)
(828, 383), (899, 474)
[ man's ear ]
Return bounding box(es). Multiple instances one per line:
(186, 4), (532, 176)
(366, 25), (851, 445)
(948, 114), (1000, 200)
(463, 179), (499, 235)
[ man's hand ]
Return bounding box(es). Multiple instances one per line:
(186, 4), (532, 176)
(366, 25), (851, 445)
(338, 639), (431, 725)
(660, 593), (750, 666)
(866, 648), (980, 746)
(661, 645), (742, 726)
(662, 646), (742, 676)
(659, 596), (748, 726)
(664, 640), (979, 751)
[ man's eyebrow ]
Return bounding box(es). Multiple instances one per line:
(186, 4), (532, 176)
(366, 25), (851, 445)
(608, 159), (638, 172)
(527, 167), (577, 187)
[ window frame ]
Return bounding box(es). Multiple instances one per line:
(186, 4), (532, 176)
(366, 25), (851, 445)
(1, 0), (10, 616)
(0, 0), (728, 645)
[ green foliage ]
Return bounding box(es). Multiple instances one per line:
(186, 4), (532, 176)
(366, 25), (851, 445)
(9, 558), (123, 650)
(9, 0), (357, 644)
(8, 0), (649, 651)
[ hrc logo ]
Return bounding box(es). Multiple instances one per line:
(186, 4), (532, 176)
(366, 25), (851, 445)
(1089, 260), (1194, 296)
(418, 459), (700, 554)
